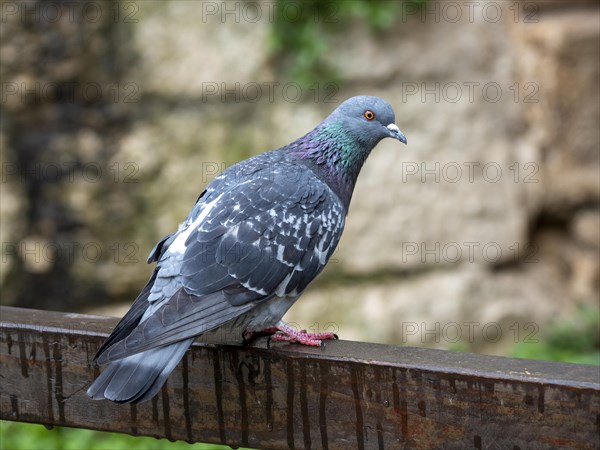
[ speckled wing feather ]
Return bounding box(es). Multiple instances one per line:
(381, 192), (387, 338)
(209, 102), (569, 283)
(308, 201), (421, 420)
(96, 150), (345, 364)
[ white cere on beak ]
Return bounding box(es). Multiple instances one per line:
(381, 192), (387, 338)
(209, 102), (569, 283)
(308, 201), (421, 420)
(387, 123), (401, 133)
(386, 123), (407, 144)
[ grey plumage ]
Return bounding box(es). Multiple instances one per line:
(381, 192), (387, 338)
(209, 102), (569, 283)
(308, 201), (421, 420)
(88, 96), (406, 403)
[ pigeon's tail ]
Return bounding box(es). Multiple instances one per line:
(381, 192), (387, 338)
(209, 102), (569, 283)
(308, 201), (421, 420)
(87, 337), (194, 403)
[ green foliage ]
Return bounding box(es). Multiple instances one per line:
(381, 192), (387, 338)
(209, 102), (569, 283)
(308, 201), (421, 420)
(511, 304), (600, 365)
(0, 421), (248, 450)
(269, 0), (426, 86)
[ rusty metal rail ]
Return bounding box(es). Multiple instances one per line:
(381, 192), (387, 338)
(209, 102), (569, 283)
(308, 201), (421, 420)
(0, 306), (598, 449)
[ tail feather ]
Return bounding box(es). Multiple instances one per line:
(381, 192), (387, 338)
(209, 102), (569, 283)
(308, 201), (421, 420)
(87, 338), (194, 403)
(92, 271), (158, 362)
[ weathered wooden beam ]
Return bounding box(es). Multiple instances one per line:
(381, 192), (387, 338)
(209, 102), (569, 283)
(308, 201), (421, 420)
(0, 306), (598, 449)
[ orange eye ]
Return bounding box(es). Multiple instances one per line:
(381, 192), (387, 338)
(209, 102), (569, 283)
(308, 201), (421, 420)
(363, 110), (375, 121)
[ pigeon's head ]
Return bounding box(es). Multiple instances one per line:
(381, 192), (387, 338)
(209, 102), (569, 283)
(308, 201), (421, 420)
(290, 95), (407, 207)
(331, 96), (407, 148)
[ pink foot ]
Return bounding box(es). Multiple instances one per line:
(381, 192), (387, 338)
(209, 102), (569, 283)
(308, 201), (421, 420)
(270, 323), (338, 347)
(244, 323), (338, 346)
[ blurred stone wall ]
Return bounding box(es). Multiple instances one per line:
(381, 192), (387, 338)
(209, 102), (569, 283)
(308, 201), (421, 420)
(1, 1), (598, 353)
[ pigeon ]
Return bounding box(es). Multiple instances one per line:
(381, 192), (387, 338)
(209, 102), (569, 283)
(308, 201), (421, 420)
(87, 95), (407, 403)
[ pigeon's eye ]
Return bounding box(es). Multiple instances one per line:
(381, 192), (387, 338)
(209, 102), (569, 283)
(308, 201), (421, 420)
(363, 110), (375, 121)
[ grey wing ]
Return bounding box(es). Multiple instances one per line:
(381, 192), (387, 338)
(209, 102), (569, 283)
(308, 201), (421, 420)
(182, 167), (346, 300)
(97, 164), (345, 364)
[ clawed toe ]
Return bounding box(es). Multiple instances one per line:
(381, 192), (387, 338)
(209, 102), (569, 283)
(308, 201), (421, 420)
(247, 324), (338, 347)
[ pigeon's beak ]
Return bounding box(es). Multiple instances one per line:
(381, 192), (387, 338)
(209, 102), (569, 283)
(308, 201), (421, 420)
(386, 123), (407, 145)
